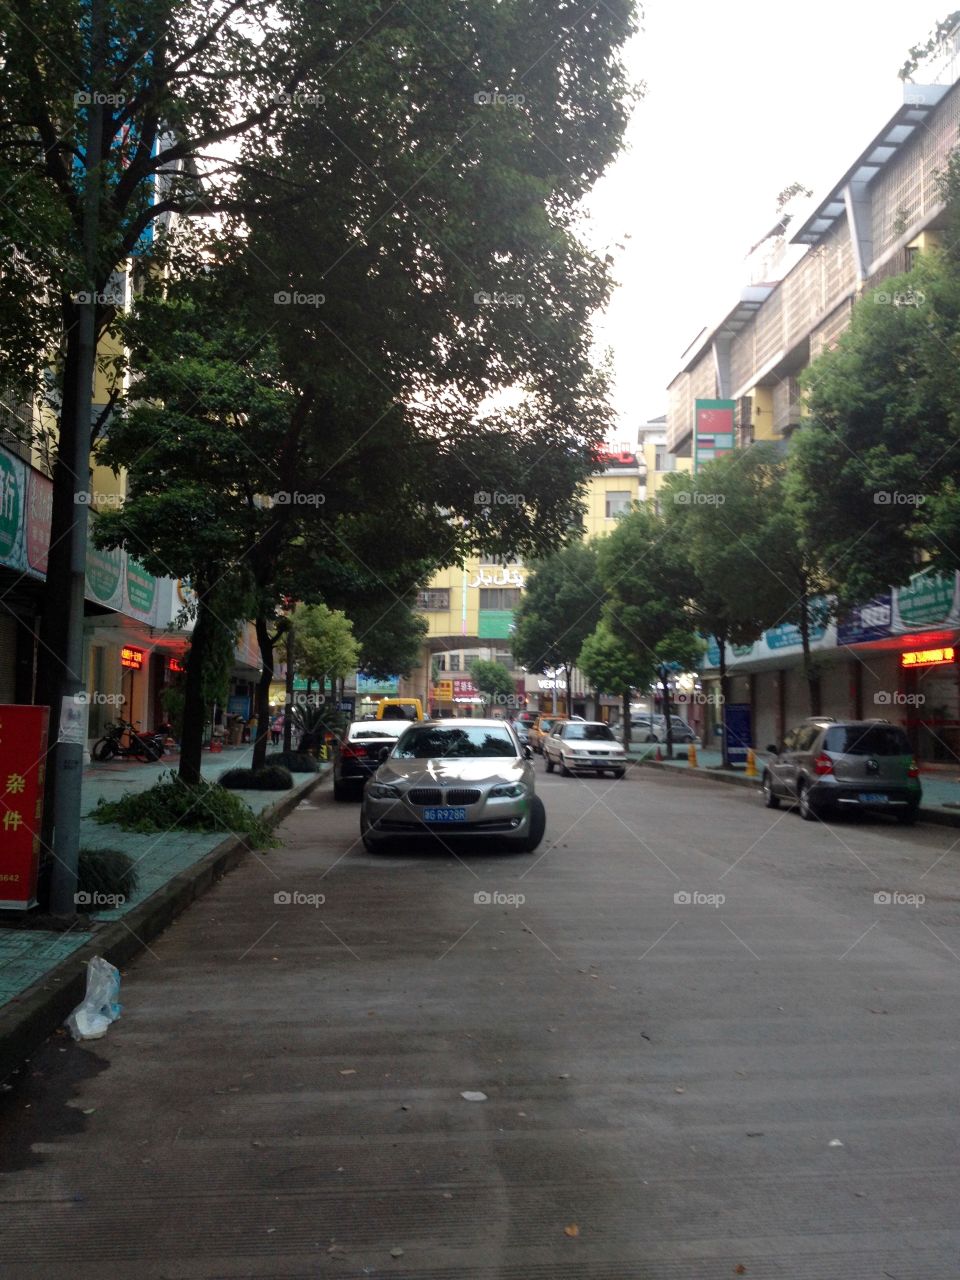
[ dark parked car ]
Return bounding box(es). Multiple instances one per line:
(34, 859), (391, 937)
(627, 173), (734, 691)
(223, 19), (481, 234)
(333, 720), (408, 801)
(761, 718), (921, 823)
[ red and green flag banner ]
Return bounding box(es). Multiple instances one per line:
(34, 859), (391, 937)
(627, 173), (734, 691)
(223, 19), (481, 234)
(694, 399), (735, 471)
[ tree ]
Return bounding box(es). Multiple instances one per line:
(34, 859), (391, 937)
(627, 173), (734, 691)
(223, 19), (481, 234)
(577, 622), (649, 750)
(596, 504), (702, 760)
(469, 659), (515, 716)
(512, 543), (604, 704)
(662, 448), (823, 744)
(293, 604), (359, 694)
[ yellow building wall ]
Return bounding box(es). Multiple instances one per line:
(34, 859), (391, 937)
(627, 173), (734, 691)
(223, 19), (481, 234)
(581, 471), (642, 541)
(751, 385), (777, 442)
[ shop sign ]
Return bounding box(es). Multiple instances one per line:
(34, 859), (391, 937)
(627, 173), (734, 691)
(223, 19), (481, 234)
(25, 468), (52, 574)
(120, 645), (144, 670)
(435, 679), (454, 700)
(895, 570), (956, 626)
(453, 678), (479, 697)
(0, 450), (22, 563)
(837, 594), (893, 645)
(168, 657), (184, 673)
(901, 646), (955, 668)
(85, 533), (123, 604)
(126, 558), (157, 614)
(469, 566), (524, 588)
(694, 399), (735, 471)
(0, 705), (49, 909)
(764, 615), (827, 650)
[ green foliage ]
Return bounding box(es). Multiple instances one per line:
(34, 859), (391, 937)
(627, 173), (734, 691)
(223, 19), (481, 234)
(512, 543), (604, 676)
(577, 623), (649, 695)
(265, 751), (320, 773)
(900, 12), (960, 80)
(293, 604), (359, 686)
(219, 765), (294, 791)
(596, 503), (703, 685)
(77, 848), (140, 900)
(468, 659), (515, 713)
(91, 772), (277, 846)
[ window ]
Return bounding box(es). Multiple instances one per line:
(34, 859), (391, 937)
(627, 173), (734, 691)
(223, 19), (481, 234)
(416, 588), (450, 610)
(605, 490), (632, 519)
(479, 588), (521, 610)
(823, 725), (911, 756)
(480, 555), (522, 568)
(563, 723), (615, 741)
(449, 653), (461, 672)
(434, 654), (446, 671)
(396, 725), (518, 759)
(904, 245), (919, 271)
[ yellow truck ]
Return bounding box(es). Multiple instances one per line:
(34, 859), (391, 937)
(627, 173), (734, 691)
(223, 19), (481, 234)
(375, 698), (425, 722)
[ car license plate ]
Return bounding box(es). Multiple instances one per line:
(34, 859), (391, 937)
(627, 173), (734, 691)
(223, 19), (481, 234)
(859, 792), (888, 804)
(423, 807), (467, 822)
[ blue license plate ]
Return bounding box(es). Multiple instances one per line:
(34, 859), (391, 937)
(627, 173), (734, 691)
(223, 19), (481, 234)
(859, 792), (889, 804)
(423, 807), (467, 822)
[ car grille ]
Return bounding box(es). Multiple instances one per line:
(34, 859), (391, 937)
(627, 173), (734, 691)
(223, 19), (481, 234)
(409, 788), (442, 806)
(445, 789), (481, 806)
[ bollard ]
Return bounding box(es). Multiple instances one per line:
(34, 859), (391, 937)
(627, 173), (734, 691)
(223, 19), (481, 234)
(687, 741), (698, 768)
(654, 745), (663, 762)
(745, 747), (757, 777)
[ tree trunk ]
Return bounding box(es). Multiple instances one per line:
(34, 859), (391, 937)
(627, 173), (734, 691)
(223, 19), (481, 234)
(283, 623), (294, 752)
(564, 662), (572, 716)
(661, 669), (675, 760)
(798, 595), (821, 715)
(178, 603), (212, 785)
(622, 688), (631, 750)
(718, 636), (730, 769)
(252, 612), (275, 770)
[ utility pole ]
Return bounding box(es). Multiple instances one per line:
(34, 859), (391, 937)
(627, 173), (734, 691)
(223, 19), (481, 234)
(283, 619), (295, 752)
(48, 0), (105, 914)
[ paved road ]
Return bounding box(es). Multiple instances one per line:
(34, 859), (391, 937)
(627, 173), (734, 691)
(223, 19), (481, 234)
(2, 766), (960, 1278)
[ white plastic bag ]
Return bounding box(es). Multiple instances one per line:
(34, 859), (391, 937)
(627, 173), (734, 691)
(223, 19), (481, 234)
(65, 956), (122, 1041)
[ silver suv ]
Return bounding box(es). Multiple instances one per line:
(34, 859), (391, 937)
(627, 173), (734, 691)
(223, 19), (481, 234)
(762, 718), (921, 824)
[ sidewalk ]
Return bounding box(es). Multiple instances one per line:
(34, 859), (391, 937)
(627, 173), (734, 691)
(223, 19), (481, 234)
(625, 742), (960, 823)
(0, 747), (329, 1033)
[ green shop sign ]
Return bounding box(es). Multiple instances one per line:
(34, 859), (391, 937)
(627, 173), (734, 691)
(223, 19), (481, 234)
(897, 570), (956, 626)
(0, 450), (22, 563)
(85, 540), (123, 603)
(126, 558), (156, 615)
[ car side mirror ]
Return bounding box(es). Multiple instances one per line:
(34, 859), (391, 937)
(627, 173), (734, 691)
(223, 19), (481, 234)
(766, 743), (779, 756)
(378, 746), (391, 762)
(523, 745), (533, 760)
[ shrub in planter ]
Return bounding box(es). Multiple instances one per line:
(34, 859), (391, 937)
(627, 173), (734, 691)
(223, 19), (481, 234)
(265, 751), (320, 773)
(78, 848), (140, 900)
(92, 772), (276, 846)
(219, 765), (294, 791)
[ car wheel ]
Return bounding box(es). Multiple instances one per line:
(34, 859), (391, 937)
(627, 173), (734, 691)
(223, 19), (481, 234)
(505, 795), (546, 852)
(797, 781), (818, 821)
(897, 806), (919, 826)
(559, 755), (571, 777)
(645, 734), (656, 744)
(333, 779), (352, 802)
(762, 772), (780, 809)
(613, 768), (626, 779)
(545, 753), (554, 773)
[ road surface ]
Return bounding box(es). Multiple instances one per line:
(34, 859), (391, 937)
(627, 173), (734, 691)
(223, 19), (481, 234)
(2, 766), (959, 1277)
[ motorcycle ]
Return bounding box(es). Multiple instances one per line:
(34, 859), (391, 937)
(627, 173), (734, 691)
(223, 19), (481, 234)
(91, 719), (166, 763)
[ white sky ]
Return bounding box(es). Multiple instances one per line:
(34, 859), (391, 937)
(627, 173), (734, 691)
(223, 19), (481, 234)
(588, 0), (953, 432)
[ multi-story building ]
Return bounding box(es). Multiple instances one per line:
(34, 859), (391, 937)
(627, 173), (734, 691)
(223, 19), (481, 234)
(667, 48), (960, 761)
(404, 443), (687, 718)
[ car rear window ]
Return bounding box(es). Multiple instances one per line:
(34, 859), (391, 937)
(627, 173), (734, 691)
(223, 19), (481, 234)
(349, 723), (406, 740)
(823, 725), (912, 756)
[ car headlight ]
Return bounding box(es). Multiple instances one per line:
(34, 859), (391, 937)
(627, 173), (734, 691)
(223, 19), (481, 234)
(367, 782), (401, 800)
(490, 782), (527, 798)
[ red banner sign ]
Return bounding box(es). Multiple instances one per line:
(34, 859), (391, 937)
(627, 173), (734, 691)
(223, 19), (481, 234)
(0, 705), (49, 909)
(120, 645), (144, 670)
(901, 646), (955, 668)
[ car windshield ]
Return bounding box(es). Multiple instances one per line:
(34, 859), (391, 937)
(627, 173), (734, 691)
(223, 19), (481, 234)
(823, 725), (912, 756)
(538, 720), (554, 732)
(350, 723), (407, 740)
(564, 723), (615, 741)
(394, 726), (518, 759)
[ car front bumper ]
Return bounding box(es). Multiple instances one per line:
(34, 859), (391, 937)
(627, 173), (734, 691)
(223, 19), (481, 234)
(363, 793), (533, 839)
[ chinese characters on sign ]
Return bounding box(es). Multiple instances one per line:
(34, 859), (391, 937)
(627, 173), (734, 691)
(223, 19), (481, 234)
(120, 646), (144, 670)
(901, 646), (956, 668)
(0, 705), (50, 909)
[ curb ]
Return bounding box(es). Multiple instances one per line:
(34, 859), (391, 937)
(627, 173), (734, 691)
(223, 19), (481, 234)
(628, 756), (960, 828)
(0, 767), (329, 1084)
